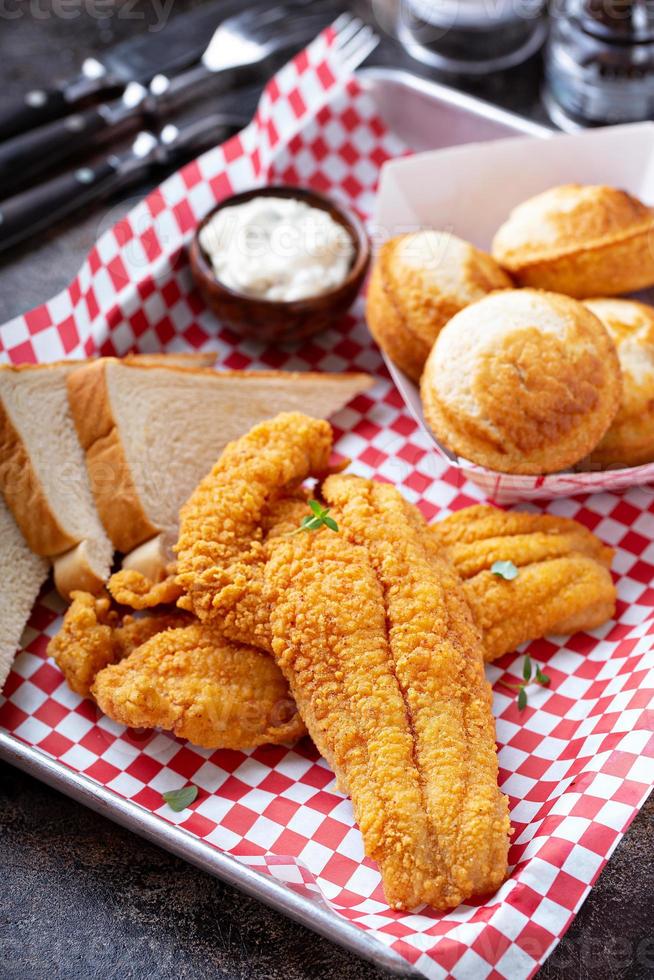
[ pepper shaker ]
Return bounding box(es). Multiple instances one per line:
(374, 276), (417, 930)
(544, 0), (654, 128)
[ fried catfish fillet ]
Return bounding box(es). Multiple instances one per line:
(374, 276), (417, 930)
(49, 590), (305, 748)
(428, 505), (616, 661)
(48, 590), (189, 697)
(91, 623), (305, 750)
(173, 417), (509, 908)
(307, 475), (509, 909)
(175, 412), (332, 647)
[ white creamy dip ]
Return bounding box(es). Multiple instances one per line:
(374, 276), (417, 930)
(199, 196), (355, 302)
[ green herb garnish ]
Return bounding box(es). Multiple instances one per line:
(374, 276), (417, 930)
(290, 499), (339, 535)
(491, 559), (519, 581)
(162, 785), (198, 812)
(501, 654), (551, 711)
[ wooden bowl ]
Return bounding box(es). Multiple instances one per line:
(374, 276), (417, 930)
(189, 185), (370, 343)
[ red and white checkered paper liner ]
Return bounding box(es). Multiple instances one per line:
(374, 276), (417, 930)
(1, 30), (653, 980)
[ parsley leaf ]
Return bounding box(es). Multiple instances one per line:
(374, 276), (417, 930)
(162, 785), (198, 812)
(290, 500), (339, 536)
(501, 655), (551, 711)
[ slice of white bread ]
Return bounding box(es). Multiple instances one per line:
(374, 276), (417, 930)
(0, 363), (115, 591)
(68, 361), (374, 558)
(0, 496), (49, 692)
(0, 353), (217, 598)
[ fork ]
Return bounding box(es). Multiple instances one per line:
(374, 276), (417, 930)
(198, 8), (379, 78)
(325, 12), (380, 75)
(0, 0), (359, 196)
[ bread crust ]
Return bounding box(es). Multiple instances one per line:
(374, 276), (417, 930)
(0, 364), (78, 555)
(366, 233), (511, 382)
(492, 184), (654, 298)
(122, 533), (174, 582)
(68, 360), (160, 554)
(366, 255), (430, 381)
(420, 289), (622, 474)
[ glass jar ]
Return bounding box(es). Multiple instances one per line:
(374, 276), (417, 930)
(544, 0), (654, 128)
(377, 0), (547, 74)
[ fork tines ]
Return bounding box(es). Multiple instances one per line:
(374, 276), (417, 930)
(330, 13), (379, 73)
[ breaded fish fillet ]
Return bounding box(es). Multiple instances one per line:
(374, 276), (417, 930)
(49, 589), (306, 748)
(91, 623), (305, 750)
(428, 505), (615, 661)
(316, 475), (510, 908)
(176, 412), (331, 647)
(48, 590), (189, 697)
(429, 504), (613, 571)
(175, 416), (509, 908)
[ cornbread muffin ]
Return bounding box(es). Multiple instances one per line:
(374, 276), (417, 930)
(420, 289), (621, 474)
(492, 184), (654, 298)
(584, 298), (654, 469)
(366, 230), (512, 381)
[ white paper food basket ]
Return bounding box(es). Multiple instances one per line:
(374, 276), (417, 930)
(374, 122), (654, 503)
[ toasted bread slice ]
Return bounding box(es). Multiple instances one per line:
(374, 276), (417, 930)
(68, 361), (374, 558)
(0, 497), (49, 691)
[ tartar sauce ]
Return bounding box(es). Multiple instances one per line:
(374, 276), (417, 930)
(199, 196), (355, 302)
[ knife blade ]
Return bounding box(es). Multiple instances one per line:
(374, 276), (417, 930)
(0, 0), (241, 142)
(0, 107), (249, 254)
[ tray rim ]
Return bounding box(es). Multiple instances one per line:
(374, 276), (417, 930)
(0, 67), (554, 978)
(0, 732), (418, 977)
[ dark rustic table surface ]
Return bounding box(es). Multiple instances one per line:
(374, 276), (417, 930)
(1, 4), (653, 979)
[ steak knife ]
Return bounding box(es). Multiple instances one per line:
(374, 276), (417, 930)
(0, 109), (248, 254)
(0, 0), (239, 142)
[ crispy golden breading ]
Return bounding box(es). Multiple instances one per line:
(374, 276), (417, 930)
(107, 569), (183, 608)
(428, 504), (613, 567)
(50, 590), (306, 749)
(462, 556), (615, 661)
(91, 623), (305, 750)
(313, 475), (509, 909)
(428, 505), (615, 661)
(174, 414), (510, 908)
(175, 412), (332, 647)
(48, 590), (189, 697)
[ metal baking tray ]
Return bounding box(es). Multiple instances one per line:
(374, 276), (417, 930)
(0, 67), (551, 977)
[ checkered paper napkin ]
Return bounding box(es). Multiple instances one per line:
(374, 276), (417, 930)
(1, 29), (653, 980)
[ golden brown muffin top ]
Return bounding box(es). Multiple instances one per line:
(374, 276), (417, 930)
(420, 288), (621, 474)
(380, 230), (512, 345)
(492, 184), (654, 269)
